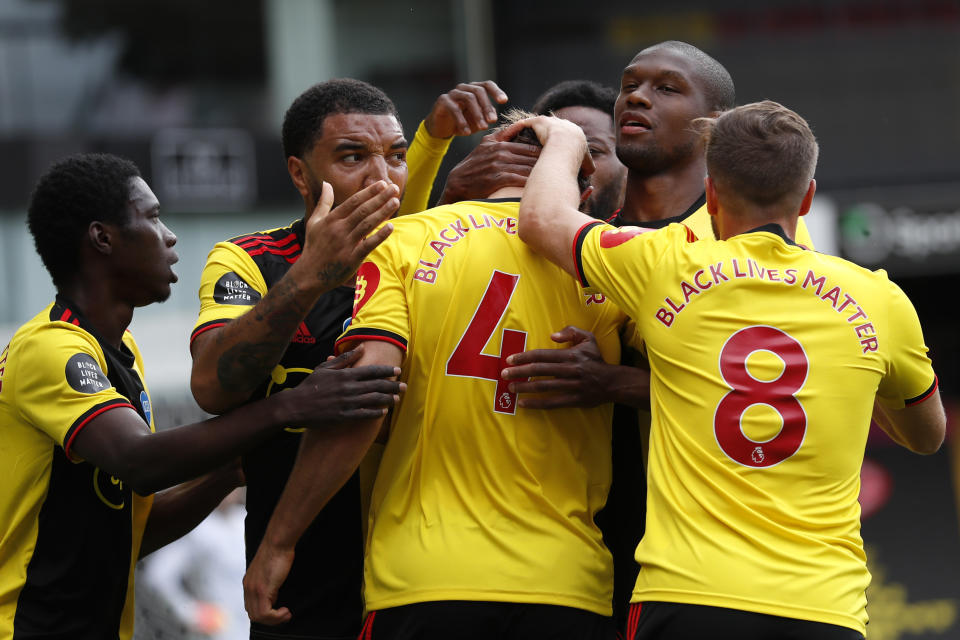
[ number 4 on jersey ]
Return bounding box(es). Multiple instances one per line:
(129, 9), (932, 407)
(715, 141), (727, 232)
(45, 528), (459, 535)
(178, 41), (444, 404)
(446, 270), (527, 415)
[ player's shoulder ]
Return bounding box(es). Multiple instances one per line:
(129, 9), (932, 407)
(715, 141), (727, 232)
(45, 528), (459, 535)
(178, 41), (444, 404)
(7, 302), (101, 361)
(224, 221), (302, 262)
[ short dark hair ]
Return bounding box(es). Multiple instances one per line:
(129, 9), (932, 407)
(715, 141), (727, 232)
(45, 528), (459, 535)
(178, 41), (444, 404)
(497, 109), (590, 194)
(698, 100), (818, 207)
(281, 78), (399, 159)
(641, 41), (736, 112)
(531, 80), (618, 118)
(27, 153), (141, 288)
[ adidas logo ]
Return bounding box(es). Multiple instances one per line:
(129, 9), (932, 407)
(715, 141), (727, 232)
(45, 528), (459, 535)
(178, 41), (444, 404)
(292, 321), (316, 344)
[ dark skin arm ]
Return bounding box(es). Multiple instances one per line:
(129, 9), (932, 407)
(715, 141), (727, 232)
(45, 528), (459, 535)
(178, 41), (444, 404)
(243, 340), (402, 625)
(502, 326), (650, 410)
(72, 348), (404, 496)
(190, 181), (399, 414)
(139, 461), (244, 557)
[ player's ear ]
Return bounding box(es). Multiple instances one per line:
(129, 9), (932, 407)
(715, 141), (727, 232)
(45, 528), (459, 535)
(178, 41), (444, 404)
(88, 221), (113, 255)
(705, 176), (719, 216)
(287, 156), (312, 201)
(798, 179), (816, 217)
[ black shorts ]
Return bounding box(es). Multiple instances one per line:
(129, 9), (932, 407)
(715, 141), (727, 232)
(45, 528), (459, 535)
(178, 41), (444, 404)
(360, 600), (615, 640)
(626, 601), (865, 640)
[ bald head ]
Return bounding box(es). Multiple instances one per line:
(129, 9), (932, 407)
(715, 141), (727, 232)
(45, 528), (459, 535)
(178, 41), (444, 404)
(635, 41), (735, 112)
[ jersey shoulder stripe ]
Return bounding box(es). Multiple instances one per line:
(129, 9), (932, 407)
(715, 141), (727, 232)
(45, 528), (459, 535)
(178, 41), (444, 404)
(229, 227), (302, 263)
(63, 398), (135, 458)
(905, 376), (938, 406)
(336, 328), (408, 354)
(573, 221), (604, 287)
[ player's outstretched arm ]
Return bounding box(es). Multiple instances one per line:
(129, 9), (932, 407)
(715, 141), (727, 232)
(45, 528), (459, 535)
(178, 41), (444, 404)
(513, 115), (595, 276)
(872, 390), (946, 455)
(72, 348), (404, 496)
(244, 340), (403, 626)
(190, 181), (398, 414)
(502, 326), (650, 409)
(400, 80), (508, 214)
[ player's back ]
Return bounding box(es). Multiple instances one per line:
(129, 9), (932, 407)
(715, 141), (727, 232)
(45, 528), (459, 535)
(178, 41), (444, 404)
(341, 199), (627, 615)
(580, 223), (935, 633)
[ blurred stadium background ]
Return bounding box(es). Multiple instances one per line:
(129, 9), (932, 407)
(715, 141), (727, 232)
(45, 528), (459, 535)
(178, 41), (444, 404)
(0, 1), (956, 638)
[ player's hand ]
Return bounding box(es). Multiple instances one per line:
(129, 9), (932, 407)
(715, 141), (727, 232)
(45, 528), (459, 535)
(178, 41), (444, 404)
(502, 326), (646, 409)
(493, 115), (596, 177)
(425, 81), (508, 139)
(300, 181), (399, 291)
(437, 132), (540, 205)
(243, 543), (294, 626)
(284, 348), (405, 427)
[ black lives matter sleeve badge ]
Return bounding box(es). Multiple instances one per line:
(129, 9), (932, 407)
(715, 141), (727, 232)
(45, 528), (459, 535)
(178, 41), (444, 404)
(65, 354), (110, 394)
(214, 272), (262, 305)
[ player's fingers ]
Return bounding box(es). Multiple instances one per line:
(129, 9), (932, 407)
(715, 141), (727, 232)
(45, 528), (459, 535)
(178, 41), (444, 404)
(489, 119), (528, 142)
(308, 181), (335, 220)
(252, 605), (292, 626)
(501, 362), (576, 380)
(484, 172), (528, 189)
(343, 183), (400, 231)
(457, 83), (499, 125)
(436, 94), (471, 135)
(448, 87), (490, 133)
(334, 181), (392, 226)
(551, 325), (597, 345)
(475, 79), (508, 104)
(342, 391), (402, 411)
(354, 221), (394, 260)
(318, 347), (362, 370)
(504, 348), (576, 367)
(339, 407), (392, 420)
(346, 364), (403, 380)
(343, 380), (405, 400)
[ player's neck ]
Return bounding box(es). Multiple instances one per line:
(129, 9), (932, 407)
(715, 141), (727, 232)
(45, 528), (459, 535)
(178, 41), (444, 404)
(59, 283), (133, 348)
(486, 186), (523, 200)
(619, 159), (706, 224)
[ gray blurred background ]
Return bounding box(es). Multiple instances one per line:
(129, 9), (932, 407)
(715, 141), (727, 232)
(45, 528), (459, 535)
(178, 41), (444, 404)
(0, 1), (957, 638)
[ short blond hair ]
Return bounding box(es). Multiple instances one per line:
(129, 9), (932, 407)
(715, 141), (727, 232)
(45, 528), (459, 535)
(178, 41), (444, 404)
(697, 100), (818, 207)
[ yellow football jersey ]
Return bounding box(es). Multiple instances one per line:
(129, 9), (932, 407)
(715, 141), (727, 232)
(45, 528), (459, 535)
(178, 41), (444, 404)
(574, 221), (936, 635)
(0, 299), (155, 640)
(683, 203), (816, 249)
(338, 199), (632, 616)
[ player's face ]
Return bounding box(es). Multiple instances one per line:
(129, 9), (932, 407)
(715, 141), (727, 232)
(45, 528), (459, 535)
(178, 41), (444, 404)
(614, 48), (712, 175)
(113, 177), (179, 306)
(302, 112), (408, 209)
(553, 105), (626, 219)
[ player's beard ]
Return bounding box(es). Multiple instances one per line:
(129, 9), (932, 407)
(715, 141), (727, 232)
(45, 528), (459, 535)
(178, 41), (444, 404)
(584, 182), (625, 220)
(616, 138), (697, 177)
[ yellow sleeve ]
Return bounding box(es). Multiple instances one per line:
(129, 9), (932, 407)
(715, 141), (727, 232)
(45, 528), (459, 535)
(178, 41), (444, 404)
(574, 221), (686, 319)
(12, 324), (135, 458)
(397, 120), (453, 215)
(876, 277), (937, 409)
(335, 237), (411, 354)
(191, 242), (269, 345)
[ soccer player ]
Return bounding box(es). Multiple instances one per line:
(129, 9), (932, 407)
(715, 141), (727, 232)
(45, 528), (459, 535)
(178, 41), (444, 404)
(0, 153), (403, 640)
(531, 80), (626, 219)
(190, 78), (509, 639)
(512, 103), (945, 639)
(245, 112), (637, 639)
